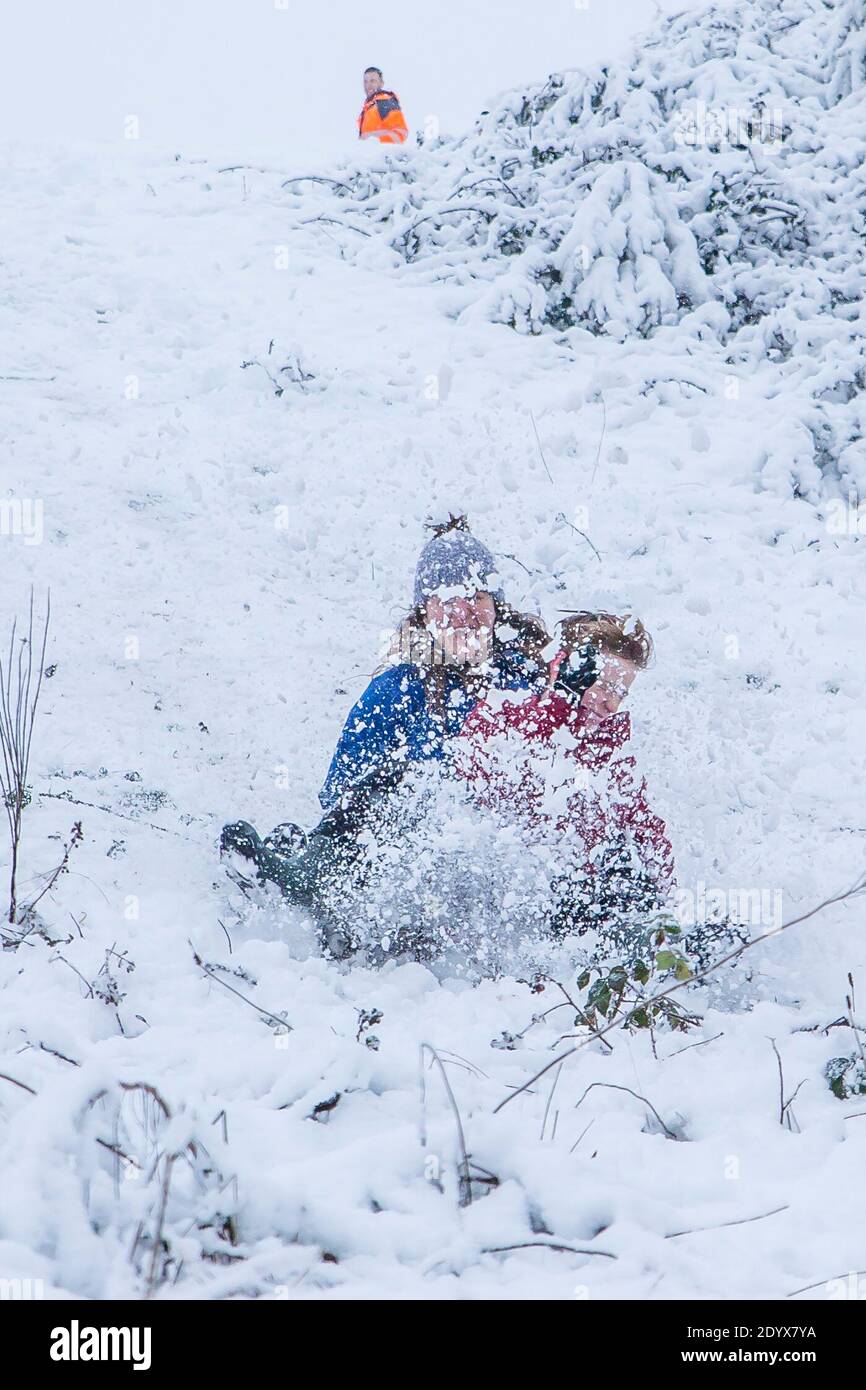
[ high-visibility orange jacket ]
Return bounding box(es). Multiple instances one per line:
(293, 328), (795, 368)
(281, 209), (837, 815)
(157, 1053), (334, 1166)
(358, 89), (409, 144)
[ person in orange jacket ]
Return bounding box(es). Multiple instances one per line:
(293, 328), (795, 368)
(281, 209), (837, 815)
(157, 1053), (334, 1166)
(358, 66), (409, 144)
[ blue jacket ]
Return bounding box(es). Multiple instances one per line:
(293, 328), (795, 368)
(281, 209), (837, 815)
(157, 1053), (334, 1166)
(320, 654), (537, 810)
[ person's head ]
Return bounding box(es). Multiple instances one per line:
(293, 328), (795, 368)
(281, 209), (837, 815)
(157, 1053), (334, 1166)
(558, 612), (653, 731)
(413, 515), (504, 668)
(380, 516), (550, 707)
(364, 67), (384, 97)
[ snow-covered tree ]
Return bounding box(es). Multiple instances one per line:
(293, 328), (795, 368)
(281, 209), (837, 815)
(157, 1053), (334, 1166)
(284, 0), (866, 496)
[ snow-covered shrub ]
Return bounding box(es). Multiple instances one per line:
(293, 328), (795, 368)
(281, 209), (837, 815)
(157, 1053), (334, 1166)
(80, 1082), (239, 1295)
(825, 1053), (866, 1100)
(284, 0), (866, 498)
(574, 920), (702, 1039)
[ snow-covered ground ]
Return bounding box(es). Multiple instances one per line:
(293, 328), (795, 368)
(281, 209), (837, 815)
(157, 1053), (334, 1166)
(1, 0), (865, 1300)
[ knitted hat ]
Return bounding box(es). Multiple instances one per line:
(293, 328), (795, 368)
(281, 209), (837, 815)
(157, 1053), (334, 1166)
(413, 516), (504, 606)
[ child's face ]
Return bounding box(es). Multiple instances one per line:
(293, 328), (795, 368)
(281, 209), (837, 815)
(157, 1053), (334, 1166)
(425, 592), (496, 666)
(579, 654), (638, 730)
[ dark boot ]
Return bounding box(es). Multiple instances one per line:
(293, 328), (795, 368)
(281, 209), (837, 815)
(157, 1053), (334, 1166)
(219, 820), (265, 894)
(220, 819), (320, 901)
(263, 822), (309, 857)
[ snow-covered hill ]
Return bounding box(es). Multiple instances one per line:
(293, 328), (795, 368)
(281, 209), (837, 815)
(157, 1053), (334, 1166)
(0, 0), (864, 1300)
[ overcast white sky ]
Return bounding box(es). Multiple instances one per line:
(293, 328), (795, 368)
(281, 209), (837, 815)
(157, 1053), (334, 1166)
(1, 0), (694, 164)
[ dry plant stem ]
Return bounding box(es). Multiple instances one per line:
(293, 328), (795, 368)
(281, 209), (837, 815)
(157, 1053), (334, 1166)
(434, 1048), (489, 1080)
(190, 941), (293, 1032)
(529, 410), (555, 485)
(665, 1031), (724, 1058)
(769, 1037), (806, 1129)
(53, 953), (96, 998)
(494, 877), (866, 1115)
(540, 1060), (564, 1141)
(667, 1204), (789, 1239)
(590, 395), (607, 489)
(25, 822), (82, 918)
(483, 1241), (616, 1259)
(573, 1081), (681, 1140)
(0, 592), (50, 923)
(281, 175), (353, 194)
(0, 1072), (36, 1095)
(37, 1041), (80, 1066)
(145, 1154), (175, 1298)
(845, 973), (866, 1067)
(419, 1042), (473, 1207)
(555, 509), (603, 563)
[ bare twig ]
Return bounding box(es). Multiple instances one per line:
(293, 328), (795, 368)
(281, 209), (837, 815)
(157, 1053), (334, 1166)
(573, 1081), (682, 1141)
(529, 410), (555, 485)
(589, 395), (607, 489)
(793, 1016), (849, 1035)
(37, 1041), (80, 1066)
(667, 1205), (789, 1239)
(845, 972), (866, 1068)
(769, 1037), (806, 1131)
(300, 216), (371, 237)
(145, 1154), (175, 1299)
(22, 822), (83, 918)
(569, 1117), (596, 1154)
(447, 174), (526, 207)
(664, 1031), (724, 1058)
(0, 1071), (36, 1095)
(281, 175), (354, 195)
(419, 1043), (473, 1207)
(788, 1269), (866, 1299)
(190, 942), (292, 1032)
(96, 1137), (142, 1171)
(482, 1240), (616, 1259)
(52, 952), (96, 998)
(540, 1061), (564, 1141)
(555, 510), (603, 564)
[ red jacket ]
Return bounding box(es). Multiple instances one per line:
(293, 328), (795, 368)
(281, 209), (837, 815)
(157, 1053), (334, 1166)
(454, 689), (674, 893)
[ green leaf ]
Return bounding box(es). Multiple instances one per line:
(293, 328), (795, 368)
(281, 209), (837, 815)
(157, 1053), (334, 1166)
(587, 980), (611, 1017)
(655, 949), (677, 972)
(674, 958), (693, 982)
(633, 960), (650, 985)
(577, 969), (591, 991)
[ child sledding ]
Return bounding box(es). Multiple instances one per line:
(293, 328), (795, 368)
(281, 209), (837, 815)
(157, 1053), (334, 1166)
(220, 517), (672, 965)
